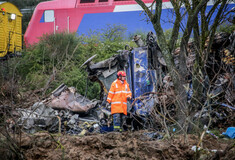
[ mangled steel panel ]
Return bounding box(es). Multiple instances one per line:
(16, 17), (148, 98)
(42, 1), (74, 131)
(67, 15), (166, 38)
(84, 51), (129, 92)
(48, 86), (98, 113)
(135, 97), (156, 117)
(17, 102), (59, 134)
(127, 47), (157, 116)
(128, 47), (157, 98)
(97, 68), (118, 92)
(82, 39), (158, 117)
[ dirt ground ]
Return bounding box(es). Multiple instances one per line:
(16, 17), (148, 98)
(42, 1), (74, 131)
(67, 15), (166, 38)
(16, 130), (234, 160)
(0, 91), (234, 160)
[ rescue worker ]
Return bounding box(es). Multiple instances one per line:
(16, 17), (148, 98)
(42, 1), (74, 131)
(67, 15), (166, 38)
(106, 71), (132, 132)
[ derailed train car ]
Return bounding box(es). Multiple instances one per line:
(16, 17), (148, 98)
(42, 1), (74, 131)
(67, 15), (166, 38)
(0, 2), (22, 59)
(13, 32), (235, 134)
(81, 32), (165, 129)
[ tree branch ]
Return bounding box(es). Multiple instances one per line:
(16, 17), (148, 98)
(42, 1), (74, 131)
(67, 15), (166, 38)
(205, 0), (228, 61)
(135, 0), (154, 19)
(180, 0), (209, 57)
(169, 0), (182, 53)
(206, 0), (222, 23)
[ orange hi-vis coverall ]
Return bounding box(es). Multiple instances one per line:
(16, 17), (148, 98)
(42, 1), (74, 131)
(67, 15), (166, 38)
(107, 79), (132, 115)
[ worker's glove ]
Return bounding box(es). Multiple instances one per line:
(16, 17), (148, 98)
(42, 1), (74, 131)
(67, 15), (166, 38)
(105, 103), (110, 109)
(127, 97), (131, 101)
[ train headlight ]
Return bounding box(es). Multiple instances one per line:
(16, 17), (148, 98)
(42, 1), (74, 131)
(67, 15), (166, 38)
(10, 14), (16, 20)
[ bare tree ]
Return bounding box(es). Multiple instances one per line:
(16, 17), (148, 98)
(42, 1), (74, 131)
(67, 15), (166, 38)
(134, 0), (232, 132)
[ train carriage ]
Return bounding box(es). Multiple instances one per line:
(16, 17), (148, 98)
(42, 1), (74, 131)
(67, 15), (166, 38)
(0, 2), (22, 58)
(24, 0), (172, 45)
(24, 0), (235, 46)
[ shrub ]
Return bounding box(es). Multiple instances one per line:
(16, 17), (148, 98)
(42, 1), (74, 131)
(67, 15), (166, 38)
(15, 25), (130, 99)
(217, 23), (235, 34)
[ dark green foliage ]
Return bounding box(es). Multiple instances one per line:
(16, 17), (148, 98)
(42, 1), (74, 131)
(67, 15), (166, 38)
(3, 24), (180, 100)
(15, 25), (132, 99)
(217, 23), (235, 34)
(22, 12), (33, 35)
(101, 24), (127, 41)
(128, 29), (148, 41)
(164, 28), (182, 48)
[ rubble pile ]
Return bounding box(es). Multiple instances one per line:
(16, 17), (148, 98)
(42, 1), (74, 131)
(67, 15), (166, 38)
(196, 32), (234, 127)
(3, 32), (234, 135)
(4, 84), (112, 135)
(151, 32), (235, 128)
(124, 32), (235, 131)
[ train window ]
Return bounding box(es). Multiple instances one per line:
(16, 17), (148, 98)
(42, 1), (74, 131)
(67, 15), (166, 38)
(99, 0), (108, 2)
(44, 10), (54, 22)
(80, 0), (95, 3)
(114, 0), (133, 1)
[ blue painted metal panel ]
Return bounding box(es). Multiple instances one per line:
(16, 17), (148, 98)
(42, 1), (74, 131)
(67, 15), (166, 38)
(127, 47), (157, 116)
(126, 53), (133, 96)
(40, 12), (44, 23)
(77, 4), (235, 36)
(132, 47), (156, 98)
(77, 9), (174, 36)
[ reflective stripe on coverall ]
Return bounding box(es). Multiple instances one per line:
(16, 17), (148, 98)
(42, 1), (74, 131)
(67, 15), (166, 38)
(107, 79), (132, 115)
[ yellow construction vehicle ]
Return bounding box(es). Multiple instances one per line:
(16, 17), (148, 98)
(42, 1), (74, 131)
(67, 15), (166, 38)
(0, 2), (22, 59)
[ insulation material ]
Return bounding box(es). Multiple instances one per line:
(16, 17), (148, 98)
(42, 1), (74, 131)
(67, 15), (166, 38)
(48, 86), (98, 113)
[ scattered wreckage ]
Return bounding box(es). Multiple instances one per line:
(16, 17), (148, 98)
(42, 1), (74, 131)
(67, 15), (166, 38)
(15, 85), (101, 134)
(9, 31), (235, 135)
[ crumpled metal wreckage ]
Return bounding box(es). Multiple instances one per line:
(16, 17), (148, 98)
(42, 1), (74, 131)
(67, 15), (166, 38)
(16, 31), (235, 134)
(17, 85), (102, 134)
(47, 84), (98, 112)
(17, 102), (59, 134)
(16, 32), (162, 134)
(82, 32), (162, 117)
